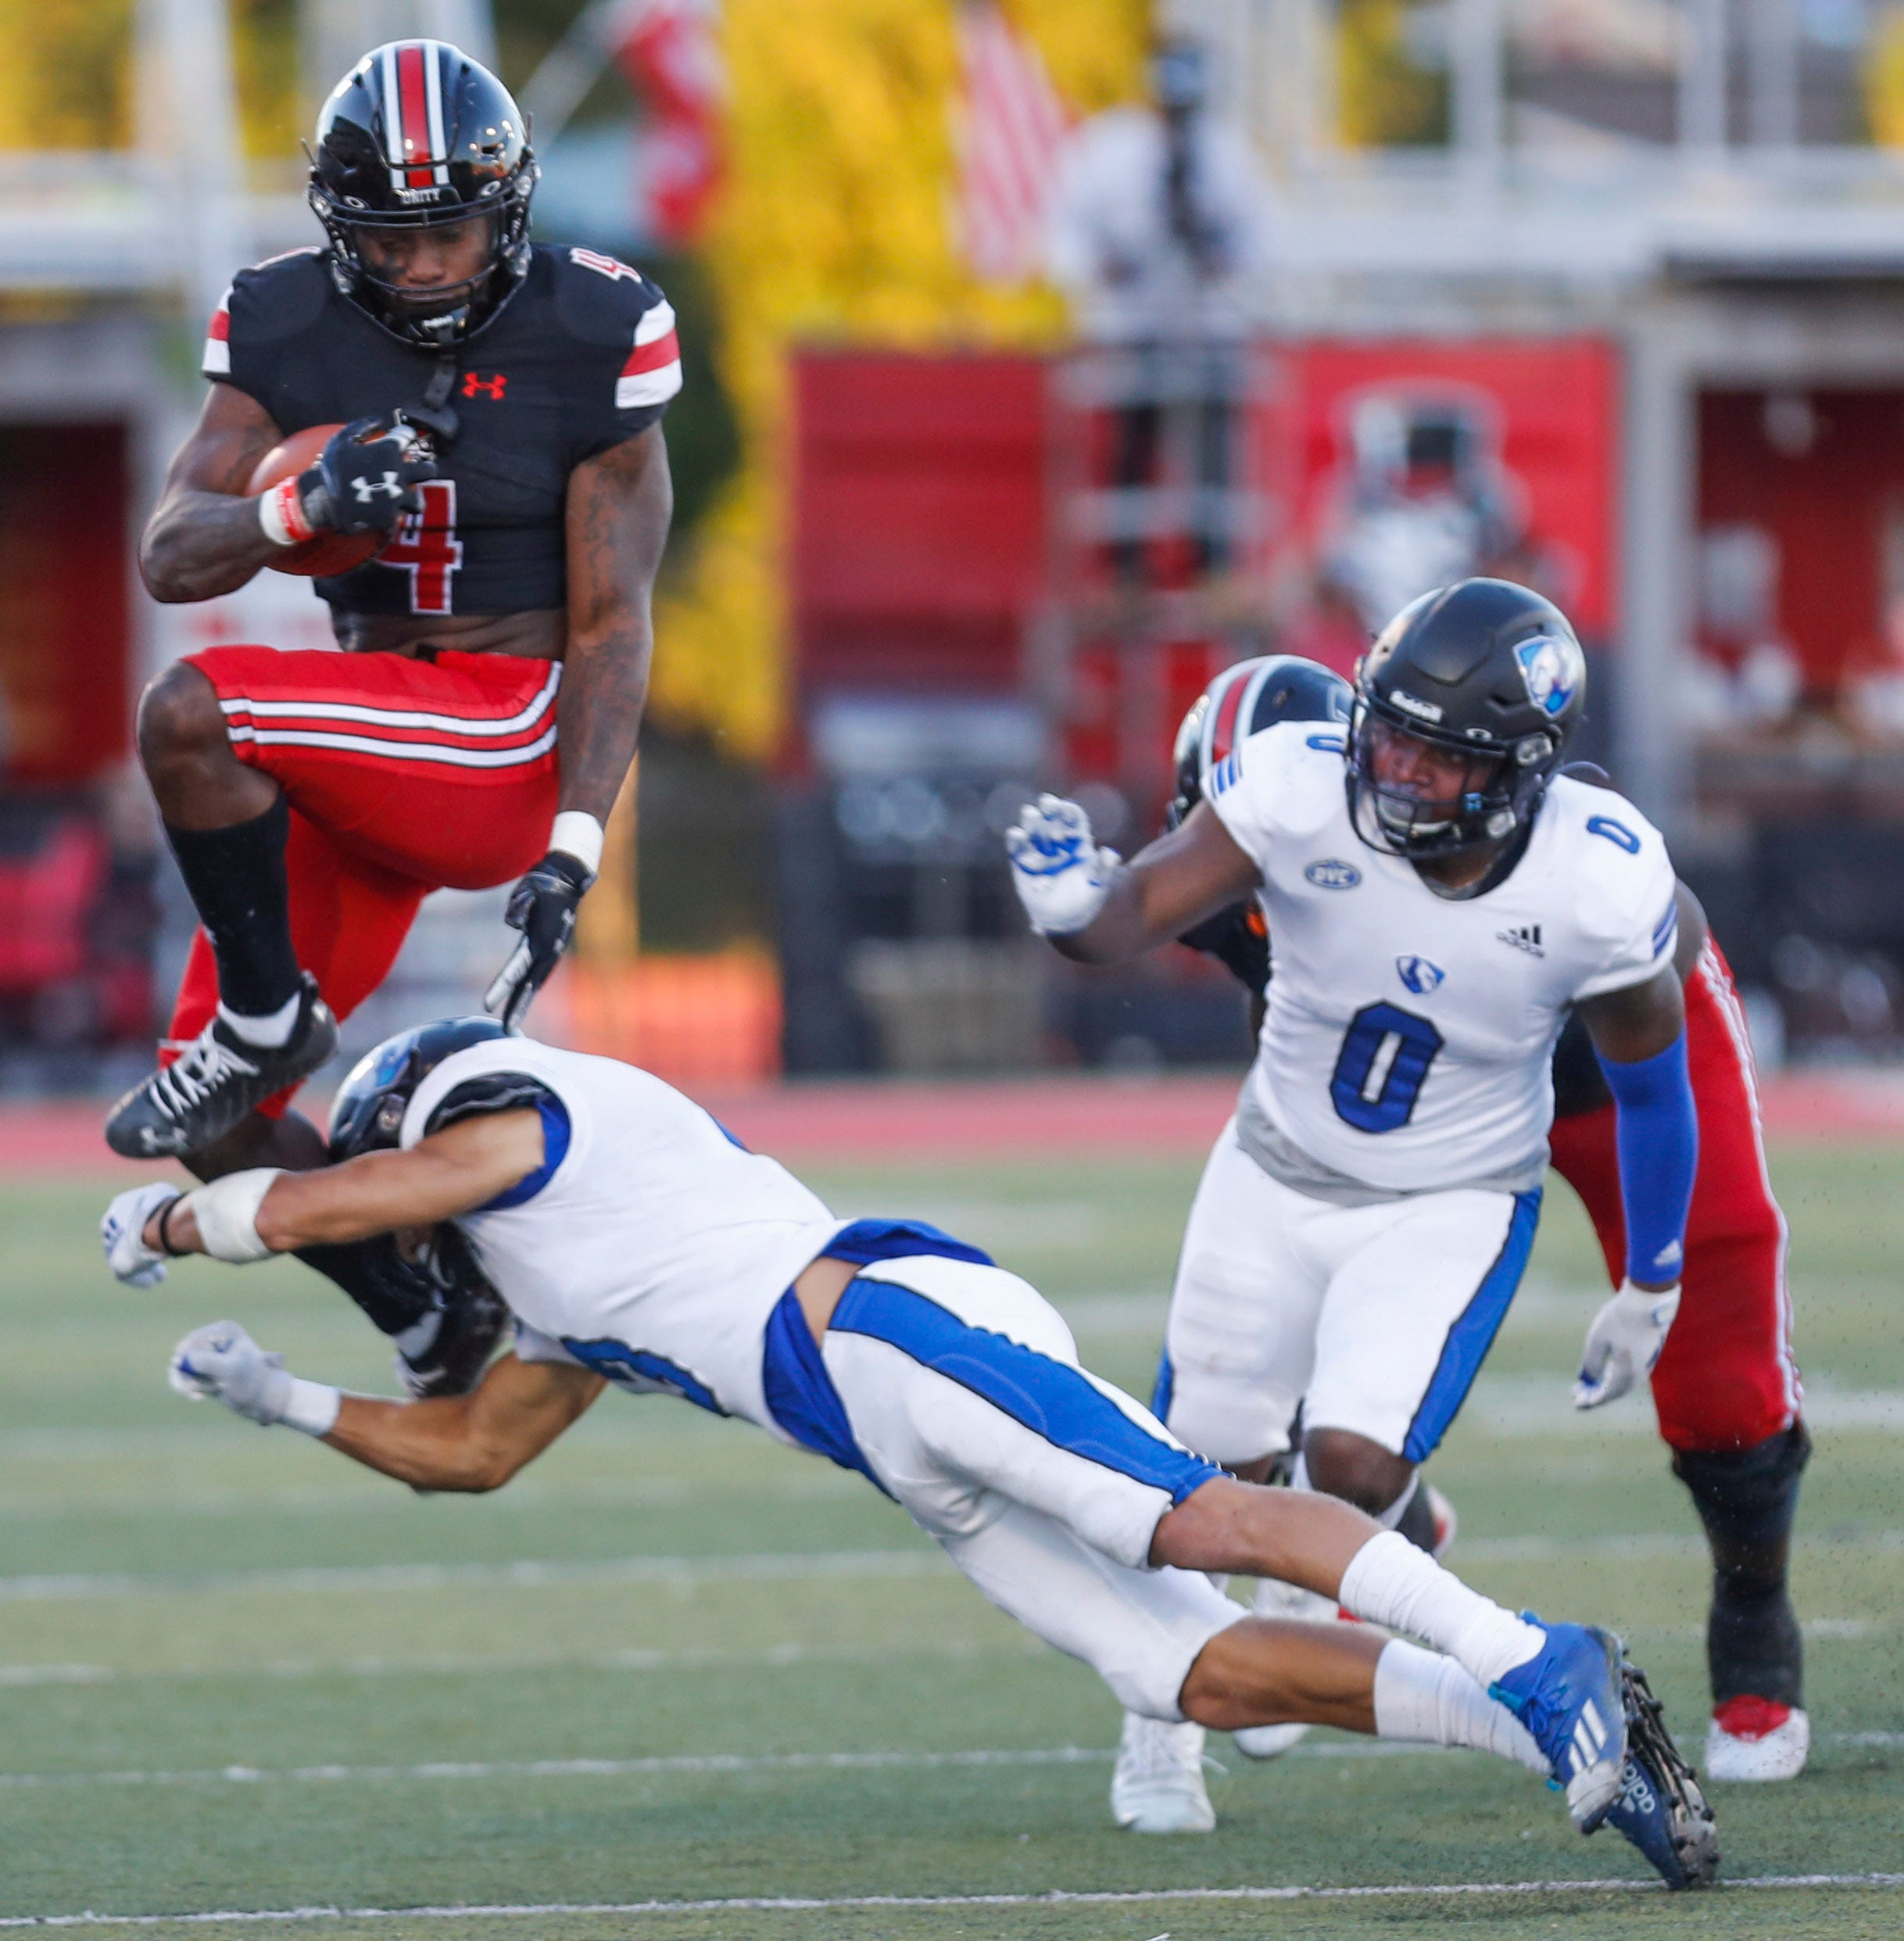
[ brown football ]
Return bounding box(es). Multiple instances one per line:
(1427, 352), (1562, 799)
(248, 424), (388, 578)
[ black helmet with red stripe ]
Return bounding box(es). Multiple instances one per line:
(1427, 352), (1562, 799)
(1166, 656), (1352, 829)
(309, 40), (538, 346)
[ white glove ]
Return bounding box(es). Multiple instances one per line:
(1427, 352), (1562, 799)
(1573, 1280), (1680, 1410)
(168, 1322), (295, 1427)
(101, 1184), (183, 1287)
(1004, 794), (1122, 936)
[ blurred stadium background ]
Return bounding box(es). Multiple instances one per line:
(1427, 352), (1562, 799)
(6, 5), (1904, 1932)
(13, 0), (1904, 1094)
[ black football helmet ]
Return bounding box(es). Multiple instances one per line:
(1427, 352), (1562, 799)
(1346, 578), (1585, 861)
(328, 1015), (514, 1161)
(1167, 654), (1352, 829)
(308, 40), (537, 346)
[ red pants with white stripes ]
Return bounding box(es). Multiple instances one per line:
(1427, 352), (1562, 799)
(1548, 941), (1802, 1454)
(163, 646), (561, 1115)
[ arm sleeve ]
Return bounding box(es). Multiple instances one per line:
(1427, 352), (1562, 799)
(1597, 1033), (1698, 1284)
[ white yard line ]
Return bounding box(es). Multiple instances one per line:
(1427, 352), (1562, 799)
(3, 1731), (1897, 1792)
(4, 1873), (1902, 1926)
(0, 1638), (1040, 1689)
(13, 1524), (1904, 1605)
(0, 1614), (1885, 1689)
(0, 1548), (950, 1604)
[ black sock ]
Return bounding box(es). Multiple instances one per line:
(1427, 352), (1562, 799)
(1392, 1477), (1438, 1555)
(164, 796), (302, 1019)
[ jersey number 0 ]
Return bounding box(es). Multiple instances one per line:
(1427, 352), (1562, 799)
(378, 478), (463, 615)
(1330, 1001), (1444, 1133)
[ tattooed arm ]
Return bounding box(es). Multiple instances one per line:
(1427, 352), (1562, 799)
(555, 424), (675, 822)
(139, 384), (287, 603)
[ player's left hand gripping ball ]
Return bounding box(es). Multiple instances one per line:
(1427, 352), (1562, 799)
(1005, 795), (1122, 936)
(301, 414), (439, 537)
(1573, 1280), (1681, 1409)
(485, 851), (596, 1032)
(101, 1183), (183, 1287)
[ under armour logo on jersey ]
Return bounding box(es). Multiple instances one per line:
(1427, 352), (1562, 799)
(1396, 955), (1445, 995)
(1498, 923), (1544, 957)
(462, 371), (507, 400)
(351, 471), (406, 503)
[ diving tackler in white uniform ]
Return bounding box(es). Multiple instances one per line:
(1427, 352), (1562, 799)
(104, 1008), (1719, 1888)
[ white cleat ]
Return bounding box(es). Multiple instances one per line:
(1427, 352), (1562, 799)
(1111, 1713), (1216, 1832)
(1705, 1698), (1809, 1782)
(1232, 1574), (1336, 1760)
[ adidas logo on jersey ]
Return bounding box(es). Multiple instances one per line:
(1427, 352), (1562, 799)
(1498, 923), (1544, 957)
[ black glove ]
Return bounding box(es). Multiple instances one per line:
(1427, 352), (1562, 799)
(297, 414), (439, 537)
(483, 851), (596, 1033)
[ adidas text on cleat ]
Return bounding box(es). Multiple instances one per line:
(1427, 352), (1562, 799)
(1488, 1617), (1627, 1832)
(1602, 1662), (1720, 1888)
(1110, 1714), (1215, 1833)
(1705, 1696), (1809, 1782)
(106, 975), (337, 1159)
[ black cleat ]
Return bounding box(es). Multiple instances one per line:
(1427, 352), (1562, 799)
(106, 974), (338, 1159)
(392, 1223), (510, 1399)
(1598, 1658), (1720, 1890)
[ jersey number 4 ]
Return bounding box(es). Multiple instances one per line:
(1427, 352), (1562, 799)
(1330, 1001), (1444, 1133)
(378, 478), (463, 615)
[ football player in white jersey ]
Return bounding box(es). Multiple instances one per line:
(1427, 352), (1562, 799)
(1005, 581), (1702, 1835)
(99, 1016), (1716, 1888)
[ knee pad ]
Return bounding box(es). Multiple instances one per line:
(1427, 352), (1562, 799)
(1671, 1421), (1810, 1557)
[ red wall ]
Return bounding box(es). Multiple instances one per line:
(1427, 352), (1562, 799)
(792, 350), (1047, 694)
(0, 424), (131, 786)
(1698, 389), (1902, 693)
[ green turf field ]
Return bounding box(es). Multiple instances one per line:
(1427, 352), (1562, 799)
(3, 1138), (1901, 1937)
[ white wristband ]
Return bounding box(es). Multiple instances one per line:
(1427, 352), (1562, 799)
(549, 811), (605, 878)
(280, 1378), (342, 1438)
(185, 1168), (285, 1262)
(257, 477), (316, 548)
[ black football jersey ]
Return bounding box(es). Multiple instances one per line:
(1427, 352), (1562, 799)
(203, 243), (680, 619)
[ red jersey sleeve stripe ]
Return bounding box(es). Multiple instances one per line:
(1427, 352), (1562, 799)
(202, 289), (233, 375)
(621, 329), (680, 379)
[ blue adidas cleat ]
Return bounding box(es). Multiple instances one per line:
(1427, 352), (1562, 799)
(1601, 1661), (1720, 1889)
(1488, 1614), (1627, 1832)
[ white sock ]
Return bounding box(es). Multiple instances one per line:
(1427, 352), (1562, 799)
(1338, 1530), (1543, 1689)
(1373, 1638), (1547, 1774)
(217, 990), (302, 1048)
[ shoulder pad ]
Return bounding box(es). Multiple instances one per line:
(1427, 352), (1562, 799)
(549, 243), (671, 348)
(424, 1071), (559, 1138)
(227, 249), (330, 342)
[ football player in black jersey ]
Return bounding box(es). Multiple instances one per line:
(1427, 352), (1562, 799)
(106, 40), (679, 1395)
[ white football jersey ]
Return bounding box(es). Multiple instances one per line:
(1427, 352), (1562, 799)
(1208, 722), (1678, 1194)
(400, 1038), (844, 1439)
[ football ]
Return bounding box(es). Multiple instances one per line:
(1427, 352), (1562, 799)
(247, 423), (388, 577)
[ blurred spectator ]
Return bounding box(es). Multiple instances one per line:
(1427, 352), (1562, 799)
(1047, 37), (1270, 580)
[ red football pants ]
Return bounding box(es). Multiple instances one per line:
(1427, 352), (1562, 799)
(163, 646), (561, 1115)
(1548, 941), (1802, 1454)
